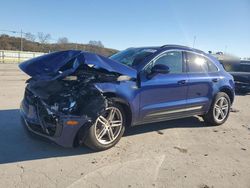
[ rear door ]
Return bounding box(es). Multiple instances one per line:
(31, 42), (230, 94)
(184, 51), (220, 114)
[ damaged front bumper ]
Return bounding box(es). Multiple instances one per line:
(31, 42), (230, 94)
(20, 94), (89, 147)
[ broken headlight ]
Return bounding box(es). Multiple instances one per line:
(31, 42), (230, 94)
(117, 75), (132, 81)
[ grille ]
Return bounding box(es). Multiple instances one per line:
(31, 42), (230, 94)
(24, 88), (58, 137)
(28, 122), (44, 134)
(24, 88), (36, 104)
(36, 100), (58, 136)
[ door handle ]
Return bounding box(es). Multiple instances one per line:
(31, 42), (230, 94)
(212, 78), (219, 83)
(177, 80), (187, 85)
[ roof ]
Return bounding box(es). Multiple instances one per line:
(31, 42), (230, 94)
(160, 44), (204, 54)
(130, 44), (204, 54)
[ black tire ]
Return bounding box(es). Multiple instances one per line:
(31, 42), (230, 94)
(203, 92), (231, 126)
(84, 102), (126, 151)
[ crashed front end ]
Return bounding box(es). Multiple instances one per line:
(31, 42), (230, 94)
(19, 50), (136, 147)
(20, 78), (107, 147)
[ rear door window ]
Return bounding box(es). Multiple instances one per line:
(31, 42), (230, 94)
(186, 52), (218, 73)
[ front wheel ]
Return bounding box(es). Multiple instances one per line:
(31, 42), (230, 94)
(203, 92), (231, 126)
(84, 103), (126, 151)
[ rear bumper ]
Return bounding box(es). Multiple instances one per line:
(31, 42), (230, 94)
(20, 100), (89, 147)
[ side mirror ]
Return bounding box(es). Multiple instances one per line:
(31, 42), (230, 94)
(151, 64), (170, 74)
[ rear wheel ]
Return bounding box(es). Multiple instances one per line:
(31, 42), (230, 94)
(203, 92), (231, 126)
(84, 102), (126, 151)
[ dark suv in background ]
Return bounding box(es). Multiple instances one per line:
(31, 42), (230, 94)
(220, 59), (250, 93)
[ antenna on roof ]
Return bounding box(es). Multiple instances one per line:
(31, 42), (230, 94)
(192, 36), (196, 48)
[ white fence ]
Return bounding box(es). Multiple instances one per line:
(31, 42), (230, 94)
(0, 50), (45, 63)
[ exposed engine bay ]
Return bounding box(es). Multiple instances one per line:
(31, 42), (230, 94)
(24, 65), (120, 136)
(27, 65), (119, 114)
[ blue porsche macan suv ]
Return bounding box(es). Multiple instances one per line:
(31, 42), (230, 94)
(19, 45), (235, 151)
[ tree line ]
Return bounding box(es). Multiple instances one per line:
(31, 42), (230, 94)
(0, 33), (117, 57)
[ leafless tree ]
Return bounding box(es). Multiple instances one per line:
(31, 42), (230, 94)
(25, 32), (36, 42)
(89, 40), (104, 48)
(57, 37), (69, 44)
(37, 32), (51, 44)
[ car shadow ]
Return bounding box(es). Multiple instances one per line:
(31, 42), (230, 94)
(0, 109), (207, 164)
(125, 116), (206, 137)
(0, 109), (94, 164)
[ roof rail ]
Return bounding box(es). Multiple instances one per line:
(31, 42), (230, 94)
(160, 44), (195, 49)
(160, 45), (169, 48)
(160, 44), (186, 48)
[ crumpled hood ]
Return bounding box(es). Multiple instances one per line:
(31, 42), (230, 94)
(19, 50), (137, 81)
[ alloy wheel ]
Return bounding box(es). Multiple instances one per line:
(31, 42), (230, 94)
(94, 107), (123, 145)
(213, 96), (229, 122)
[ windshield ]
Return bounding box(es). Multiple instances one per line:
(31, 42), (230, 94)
(109, 48), (156, 67)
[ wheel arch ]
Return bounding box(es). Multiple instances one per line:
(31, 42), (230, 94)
(219, 87), (234, 104)
(103, 92), (132, 128)
(73, 92), (133, 147)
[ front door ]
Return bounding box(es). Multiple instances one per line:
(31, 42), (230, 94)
(138, 50), (188, 124)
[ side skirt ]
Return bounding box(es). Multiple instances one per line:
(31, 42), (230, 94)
(133, 106), (205, 126)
